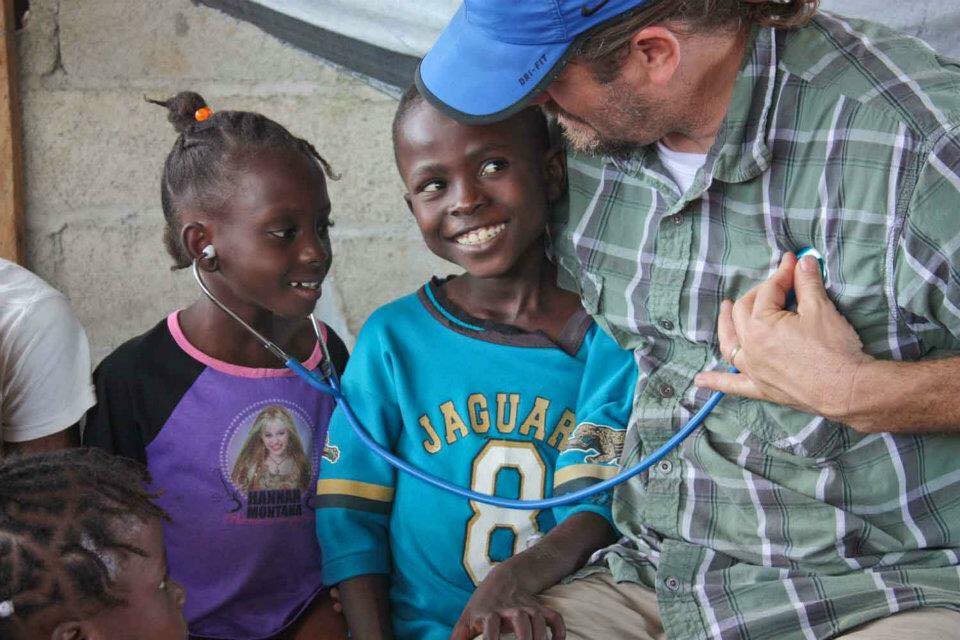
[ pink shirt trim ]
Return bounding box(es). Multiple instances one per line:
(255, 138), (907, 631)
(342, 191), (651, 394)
(166, 311), (326, 378)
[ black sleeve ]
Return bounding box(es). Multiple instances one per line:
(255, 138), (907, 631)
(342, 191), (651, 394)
(83, 347), (149, 463)
(324, 327), (350, 376)
(82, 320), (204, 463)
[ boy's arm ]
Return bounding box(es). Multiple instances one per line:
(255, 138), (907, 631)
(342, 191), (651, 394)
(452, 326), (635, 640)
(315, 320), (402, 638)
(338, 574), (394, 640)
(450, 512), (615, 640)
(552, 324), (636, 526)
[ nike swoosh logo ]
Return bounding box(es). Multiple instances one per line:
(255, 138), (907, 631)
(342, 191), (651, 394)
(581, 0), (611, 17)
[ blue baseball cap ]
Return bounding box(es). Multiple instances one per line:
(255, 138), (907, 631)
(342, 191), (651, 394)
(417, 0), (652, 124)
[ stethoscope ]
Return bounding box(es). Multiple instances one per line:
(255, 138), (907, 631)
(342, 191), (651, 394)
(192, 247), (821, 511)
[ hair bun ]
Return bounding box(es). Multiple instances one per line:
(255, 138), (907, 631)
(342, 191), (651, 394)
(146, 91), (211, 134)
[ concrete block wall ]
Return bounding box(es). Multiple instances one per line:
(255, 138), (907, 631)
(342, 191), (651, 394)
(19, 1), (959, 364)
(15, 0), (451, 362)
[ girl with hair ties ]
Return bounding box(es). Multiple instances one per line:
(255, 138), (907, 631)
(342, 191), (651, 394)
(83, 91), (349, 640)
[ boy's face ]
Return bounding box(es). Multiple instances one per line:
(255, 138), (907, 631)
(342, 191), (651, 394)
(396, 101), (563, 278)
(82, 518), (188, 640)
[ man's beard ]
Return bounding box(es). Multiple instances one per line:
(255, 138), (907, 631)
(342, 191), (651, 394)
(543, 84), (669, 158)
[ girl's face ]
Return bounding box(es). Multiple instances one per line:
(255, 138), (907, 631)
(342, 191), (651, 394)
(260, 419), (290, 456)
(81, 518), (188, 640)
(396, 102), (563, 279)
(206, 149), (333, 320)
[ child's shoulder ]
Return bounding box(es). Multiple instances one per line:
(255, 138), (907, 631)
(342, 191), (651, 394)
(95, 315), (186, 379)
(358, 286), (431, 334)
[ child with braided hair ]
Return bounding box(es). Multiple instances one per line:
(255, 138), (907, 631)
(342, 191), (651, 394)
(0, 447), (187, 640)
(83, 92), (349, 639)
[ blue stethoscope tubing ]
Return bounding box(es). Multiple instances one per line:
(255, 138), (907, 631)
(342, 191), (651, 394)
(193, 247), (820, 511)
(287, 357), (733, 510)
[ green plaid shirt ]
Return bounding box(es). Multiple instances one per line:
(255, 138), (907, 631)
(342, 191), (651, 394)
(551, 13), (960, 640)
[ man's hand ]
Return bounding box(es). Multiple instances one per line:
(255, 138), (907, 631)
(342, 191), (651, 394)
(695, 253), (872, 423)
(450, 564), (565, 640)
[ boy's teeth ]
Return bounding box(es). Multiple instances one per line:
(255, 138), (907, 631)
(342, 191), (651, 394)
(290, 281), (320, 290)
(455, 223), (507, 246)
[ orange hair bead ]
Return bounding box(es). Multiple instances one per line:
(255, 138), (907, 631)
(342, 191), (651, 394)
(194, 107), (213, 122)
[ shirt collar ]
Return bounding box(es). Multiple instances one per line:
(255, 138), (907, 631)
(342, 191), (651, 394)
(608, 26), (778, 188)
(709, 26), (778, 184)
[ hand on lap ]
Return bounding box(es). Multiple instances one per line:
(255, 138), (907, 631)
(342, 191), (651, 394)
(449, 565), (565, 640)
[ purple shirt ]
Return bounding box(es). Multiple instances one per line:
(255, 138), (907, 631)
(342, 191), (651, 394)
(85, 312), (345, 639)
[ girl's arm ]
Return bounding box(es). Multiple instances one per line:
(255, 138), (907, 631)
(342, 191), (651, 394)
(316, 314), (402, 638)
(337, 574), (394, 640)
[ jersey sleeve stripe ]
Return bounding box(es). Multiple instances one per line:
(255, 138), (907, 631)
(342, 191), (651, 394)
(553, 463), (619, 489)
(315, 494), (393, 515)
(316, 478), (395, 502)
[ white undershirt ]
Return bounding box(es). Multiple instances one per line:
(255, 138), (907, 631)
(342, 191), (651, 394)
(656, 141), (708, 194)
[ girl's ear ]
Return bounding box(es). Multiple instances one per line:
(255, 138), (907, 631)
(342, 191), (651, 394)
(543, 145), (567, 204)
(181, 221), (218, 272)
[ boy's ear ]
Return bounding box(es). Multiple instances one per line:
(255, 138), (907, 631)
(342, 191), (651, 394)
(543, 145), (567, 204)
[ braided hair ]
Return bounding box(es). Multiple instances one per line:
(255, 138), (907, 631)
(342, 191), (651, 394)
(0, 448), (169, 640)
(147, 91), (338, 269)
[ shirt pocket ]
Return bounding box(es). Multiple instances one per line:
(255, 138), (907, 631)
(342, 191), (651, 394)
(578, 269), (645, 350)
(738, 397), (867, 460)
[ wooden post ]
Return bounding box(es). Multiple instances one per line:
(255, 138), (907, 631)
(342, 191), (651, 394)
(0, 0), (24, 264)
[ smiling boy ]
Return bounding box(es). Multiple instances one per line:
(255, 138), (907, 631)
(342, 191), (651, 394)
(314, 87), (636, 640)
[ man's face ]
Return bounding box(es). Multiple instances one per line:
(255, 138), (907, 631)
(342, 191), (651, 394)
(539, 58), (677, 156)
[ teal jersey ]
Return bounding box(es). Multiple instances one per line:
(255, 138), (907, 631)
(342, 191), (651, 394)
(316, 279), (636, 640)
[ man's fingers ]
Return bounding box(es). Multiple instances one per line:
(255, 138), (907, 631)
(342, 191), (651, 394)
(753, 253), (797, 318)
(695, 371), (763, 399)
(542, 607), (567, 640)
(717, 300), (740, 361)
(794, 255), (829, 313)
(731, 284), (761, 335)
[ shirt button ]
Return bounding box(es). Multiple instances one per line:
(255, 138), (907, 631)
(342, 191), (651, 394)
(657, 460), (673, 474)
(665, 576), (681, 592)
(672, 214), (684, 225)
(658, 319), (674, 332)
(658, 383), (675, 398)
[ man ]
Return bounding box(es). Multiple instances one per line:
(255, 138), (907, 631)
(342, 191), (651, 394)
(417, 1), (960, 638)
(0, 258), (94, 454)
